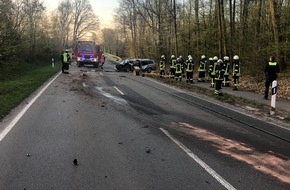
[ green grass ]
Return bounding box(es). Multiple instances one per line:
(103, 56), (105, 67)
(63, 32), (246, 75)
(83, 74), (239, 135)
(0, 62), (61, 120)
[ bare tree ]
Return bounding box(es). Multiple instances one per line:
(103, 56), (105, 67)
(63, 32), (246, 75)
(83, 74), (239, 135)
(71, 0), (100, 42)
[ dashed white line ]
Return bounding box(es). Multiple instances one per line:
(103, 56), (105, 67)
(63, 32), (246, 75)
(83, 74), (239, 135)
(100, 72), (104, 76)
(0, 72), (61, 142)
(114, 86), (124, 95)
(160, 128), (237, 190)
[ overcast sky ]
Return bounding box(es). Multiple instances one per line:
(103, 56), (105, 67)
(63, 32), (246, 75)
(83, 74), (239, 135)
(44, 0), (119, 28)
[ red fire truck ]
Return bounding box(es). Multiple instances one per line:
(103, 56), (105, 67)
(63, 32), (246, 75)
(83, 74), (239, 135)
(72, 41), (103, 68)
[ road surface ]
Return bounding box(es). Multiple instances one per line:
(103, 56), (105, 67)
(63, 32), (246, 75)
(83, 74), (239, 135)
(0, 62), (289, 189)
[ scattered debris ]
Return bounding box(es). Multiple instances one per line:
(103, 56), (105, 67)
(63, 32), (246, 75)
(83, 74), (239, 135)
(145, 147), (151, 153)
(142, 126), (149, 128)
(73, 159), (79, 165)
(26, 154), (31, 157)
(105, 176), (108, 178)
(118, 142), (123, 145)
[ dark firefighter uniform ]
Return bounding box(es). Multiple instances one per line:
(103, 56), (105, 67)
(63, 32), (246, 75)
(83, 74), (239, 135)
(264, 56), (280, 100)
(198, 55), (207, 82)
(179, 56), (185, 75)
(61, 50), (71, 74)
(175, 58), (183, 81)
(215, 59), (225, 95)
(232, 55), (240, 90)
(186, 55), (194, 83)
(210, 56), (218, 88)
(159, 55), (166, 78)
(169, 55), (176, 78)
(222, 56), (231, 87)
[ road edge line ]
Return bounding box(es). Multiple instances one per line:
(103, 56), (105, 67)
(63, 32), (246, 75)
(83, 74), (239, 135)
(0, 72), (61, 142)
(160, 128), (237, 190)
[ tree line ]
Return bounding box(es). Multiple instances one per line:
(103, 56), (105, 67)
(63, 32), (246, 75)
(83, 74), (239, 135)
(0, 0), (99, 67)
(104, 0), (290, 76)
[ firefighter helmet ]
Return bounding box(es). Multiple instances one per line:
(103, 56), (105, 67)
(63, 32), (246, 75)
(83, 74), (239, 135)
(217, 59), (223, 63)
(201, 55), (206, 59)
(213, 56), (218, 61)
(209, 57), (213, 61)
(223, 56), (229, 61)
(233, 55), (239, 60)
(171, 55), (175, 58)
(161, 55), (165, 59)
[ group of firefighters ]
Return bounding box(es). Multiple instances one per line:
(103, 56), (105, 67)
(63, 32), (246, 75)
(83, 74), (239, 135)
(159, 54), (241, 95)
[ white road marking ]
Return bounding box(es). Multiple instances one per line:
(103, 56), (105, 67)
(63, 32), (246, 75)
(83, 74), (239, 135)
(100, 72), (104, 76)
(160, 128), (237, 190)
(114, 86), (124, 95)
(0, 72), (62, 142)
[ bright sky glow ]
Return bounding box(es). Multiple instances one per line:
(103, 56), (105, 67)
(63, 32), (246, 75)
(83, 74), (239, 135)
(44, 0), (119, 28)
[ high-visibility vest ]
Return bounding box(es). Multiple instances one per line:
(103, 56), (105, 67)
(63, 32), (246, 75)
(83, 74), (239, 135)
(176, 62), (182, 73)
(186, 61), (194, 72)
(63, 52), (69, 63)
(198, 60), (206, 72)
(160, 60), (165, 70)
(170, 58), (176, 68)
(224, 61), (230, 75)
(233, 61), (240, 76)
(268, 61), (277, 66)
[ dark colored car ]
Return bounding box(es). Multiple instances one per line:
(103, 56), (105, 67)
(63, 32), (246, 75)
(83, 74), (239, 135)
(115, 59), (157, 73)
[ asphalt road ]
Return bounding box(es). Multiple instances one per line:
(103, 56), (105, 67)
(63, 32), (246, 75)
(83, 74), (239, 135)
(0, 62), (289, 190)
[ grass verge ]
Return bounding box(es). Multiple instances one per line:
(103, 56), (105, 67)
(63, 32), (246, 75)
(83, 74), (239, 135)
(0, 62), (61, 121)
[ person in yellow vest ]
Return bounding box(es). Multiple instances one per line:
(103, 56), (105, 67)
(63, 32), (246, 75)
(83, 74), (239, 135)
(175, 58), (183, 81)
(159, 55), (166, 78)
(232, 55), (240, 90)
(264, 56), (280, 99)
(169, 55), (176, 78)
(186, 55), (194, 83)
(61, 49), (71, 74)
(210, 56), (218, 88)
(214, 59), (225, 95)
(222, 56), (231, 87)
(198, 55), (207, 82)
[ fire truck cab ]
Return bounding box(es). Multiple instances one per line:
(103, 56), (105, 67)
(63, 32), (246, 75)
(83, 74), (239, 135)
(72, 41), (103, 68)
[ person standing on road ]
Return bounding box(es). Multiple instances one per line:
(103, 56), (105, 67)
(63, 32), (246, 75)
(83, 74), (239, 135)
(175, 58), (183, 81)
(214, 59), (225, 95)
(159, 55), (166, 78)
(185, 55), (194, 83)
(210, 56), (218, 88)
(222, 56), (231, 87)
(198, 55), (207, 82)
(179, 56), (185, 76)
(61, 49), (71, 74)
(232, 55), (240, 90)
(169, 55), (176, 79)
(264, 56), (280, 100)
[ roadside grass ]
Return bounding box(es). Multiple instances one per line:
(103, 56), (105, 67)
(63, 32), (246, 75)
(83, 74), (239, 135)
(0, 62), (61, 120)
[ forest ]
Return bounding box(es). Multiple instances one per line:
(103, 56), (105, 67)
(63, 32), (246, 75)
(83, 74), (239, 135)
(0, 0), (99, 68)
(103, 0), (290, 77)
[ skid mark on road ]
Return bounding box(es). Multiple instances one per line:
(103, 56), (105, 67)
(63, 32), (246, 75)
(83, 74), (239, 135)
(173, 122), (290, 184)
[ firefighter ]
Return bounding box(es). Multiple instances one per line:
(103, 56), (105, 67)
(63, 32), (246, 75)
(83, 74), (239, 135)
(209, 56), (218, 88)
(198, 55), (207, 82)
(133, 59), (142, 76)
(232, 55), (241, 90)
(264, 56), (280, 100)
(175, 58), (183, 81)
(208, 57), (214, 87)
(61, 49), (71, 74)
(169, 55), (176, 78)
(179, 55), (185, 76)
(186, 55), (194, 83)
(159, 55), (166, 78)
(222, 56), (231, 87)
(214, 59), (225, 95)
